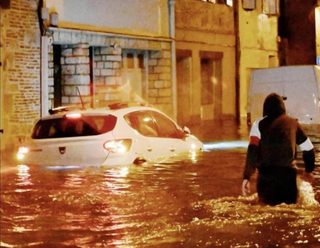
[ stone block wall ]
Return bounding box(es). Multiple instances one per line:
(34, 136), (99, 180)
(93, 46), (122, 106)
(148, 44), (172, 106)
(46, 38), (174, 112)
(50, 29), (175, 116)
(60, 43), (91, 108)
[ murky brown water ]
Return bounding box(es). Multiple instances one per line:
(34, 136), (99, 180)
(1, 120), (320, 248)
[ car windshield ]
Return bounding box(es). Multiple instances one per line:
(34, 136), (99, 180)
(32, 114), (117, 139)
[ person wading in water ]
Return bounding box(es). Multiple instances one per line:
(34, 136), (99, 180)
(242, 93), (316, 205)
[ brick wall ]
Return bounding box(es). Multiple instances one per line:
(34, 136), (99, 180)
(1, 0), (41, 152)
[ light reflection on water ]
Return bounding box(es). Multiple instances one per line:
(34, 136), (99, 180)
(1, 133), (320, 247)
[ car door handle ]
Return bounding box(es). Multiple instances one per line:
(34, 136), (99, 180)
(170, 147), (175, 152)
(146, 147), (152, 152)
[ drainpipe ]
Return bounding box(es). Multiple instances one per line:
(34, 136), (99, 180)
(0, 7), (2, 137)
(41, 37), (49, 117)
(37, 0), (49, 117)
(234, 0), (241, 123)
(169, 0), (177, 121)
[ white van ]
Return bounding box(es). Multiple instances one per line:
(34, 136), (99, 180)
(247, 65), (320, 126)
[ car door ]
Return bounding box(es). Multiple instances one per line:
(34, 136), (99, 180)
(150, 111), (187, 156)
(124, 110), (188, 162)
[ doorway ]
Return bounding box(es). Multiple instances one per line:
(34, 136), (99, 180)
(200, 58), (222, 120)
(176, 56), (192, 126)
(121, 50), (148, 102)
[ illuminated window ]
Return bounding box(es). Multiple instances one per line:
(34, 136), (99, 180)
(198, 0), (228, 4)
(263, 0), (279, 15)
(226, 0), (233, 6)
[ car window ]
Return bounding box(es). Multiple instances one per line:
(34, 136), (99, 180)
(32, 114), (117, 139)
(151, 111), (183, 139)
(125, 111), (159, 137)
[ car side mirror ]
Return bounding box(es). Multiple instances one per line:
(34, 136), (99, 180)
(183, 126), (191, 135)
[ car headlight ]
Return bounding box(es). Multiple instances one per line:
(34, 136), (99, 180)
(17, 147), (29, 160)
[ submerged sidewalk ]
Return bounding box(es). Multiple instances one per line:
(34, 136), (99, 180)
(189, 118), (250, 143)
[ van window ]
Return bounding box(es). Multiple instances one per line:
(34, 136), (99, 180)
(32, 115), (117, 139)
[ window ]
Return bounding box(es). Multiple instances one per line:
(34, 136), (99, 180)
(126, 53), (134, 68)
(125, 111), (159, 137)
(32, 114), (117, 139)
(122, 50), (145, 69)
(263, 0), (279, 15)
(121, 50), (147, 101)
(125, 110), (183, 139)
(199, 0), (230, 4)
(152, 111), (183, 139)
(226, 0), (233, 6)
(137, 54), (144, 69)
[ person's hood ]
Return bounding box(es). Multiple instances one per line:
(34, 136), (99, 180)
(263, 93), (286, 118)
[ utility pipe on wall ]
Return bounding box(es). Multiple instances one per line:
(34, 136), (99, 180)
(234, 0), (240, 123)
(41, 36), (49, 117)
(169, 0), (177, 121)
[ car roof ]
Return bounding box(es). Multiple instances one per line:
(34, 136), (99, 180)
(42, 103), (164, 120)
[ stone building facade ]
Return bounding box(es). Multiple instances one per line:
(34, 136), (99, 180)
(237, 0), (316, 119)
(1, 0), (175, 153)
(175, 0), (236, 125)
(0, 0), (317, 155)
(46, 31), (173, 111)
(237, 0), (280, 119)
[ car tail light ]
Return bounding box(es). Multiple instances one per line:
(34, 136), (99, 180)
(17, 146), (29, 160)
(103, 139), (132, 153)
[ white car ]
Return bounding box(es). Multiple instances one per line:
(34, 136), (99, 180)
(17, 103), (203, 166)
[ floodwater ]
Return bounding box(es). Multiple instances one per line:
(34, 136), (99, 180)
(1, 120), (320, 248)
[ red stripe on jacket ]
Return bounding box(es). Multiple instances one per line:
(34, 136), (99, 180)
(249, 136), (260, 146)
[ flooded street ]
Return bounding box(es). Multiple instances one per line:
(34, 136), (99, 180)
(1, 120), (320, 248)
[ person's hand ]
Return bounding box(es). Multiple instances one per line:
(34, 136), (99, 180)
(242, 179), (251, 196)
(301, 171), (314, 183)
